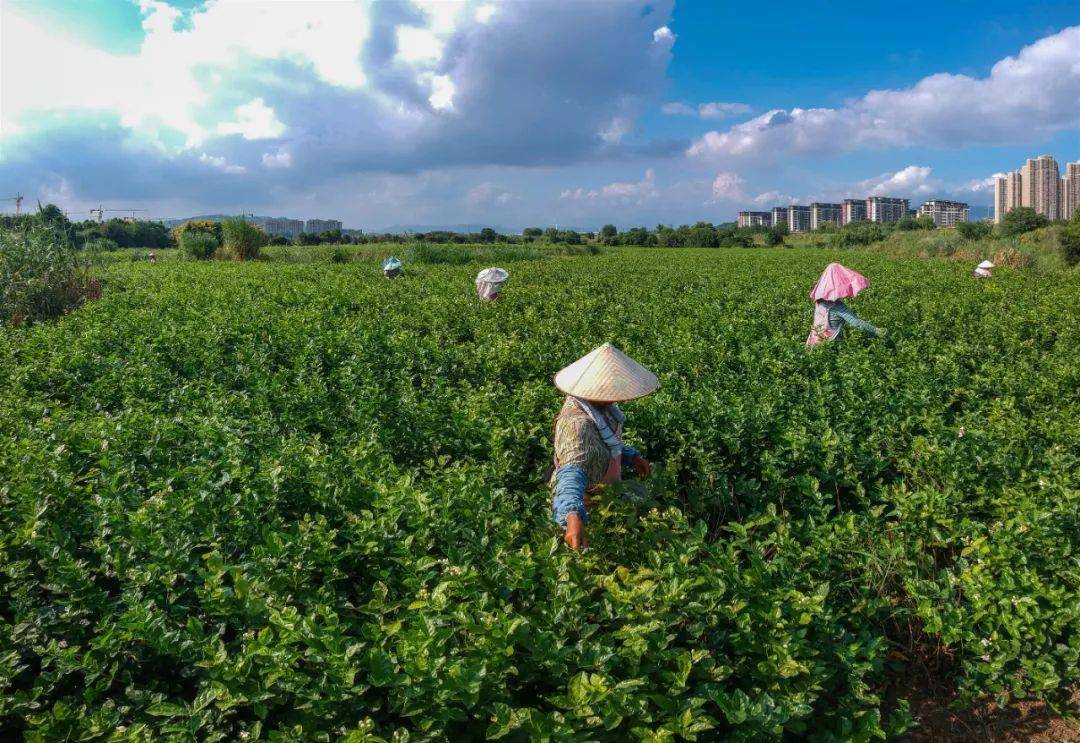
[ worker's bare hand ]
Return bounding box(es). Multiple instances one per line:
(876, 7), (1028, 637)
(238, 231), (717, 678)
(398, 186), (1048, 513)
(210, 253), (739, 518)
(632, 455), (650, 479)
(563, 512), (587, 552)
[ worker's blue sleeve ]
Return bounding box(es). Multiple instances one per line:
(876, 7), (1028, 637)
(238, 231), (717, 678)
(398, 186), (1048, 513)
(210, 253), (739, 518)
(831, 303), (880, 338)
(621, 445), (640, 468)
(552, 465), (587, 527)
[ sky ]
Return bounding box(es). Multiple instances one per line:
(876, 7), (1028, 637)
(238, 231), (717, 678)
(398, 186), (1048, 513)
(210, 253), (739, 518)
(0, 0), (1078, 231)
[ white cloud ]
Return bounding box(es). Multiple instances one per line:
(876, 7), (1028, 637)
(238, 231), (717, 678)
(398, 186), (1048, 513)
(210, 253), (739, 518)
(199, 153), (246, 174)
(850, 165), (939, 198)
(1, 0), (370, 148)
(561, 169), (659, 205)
(662, 101), (751, 119)
(466, 182), (515, 207)
(661, 102), (696, 116)
(688, 25), (1080, 161)
(961, 173), (1006, 193)
(261, 149), (292, 168)
(396, 25), (444, 63)
(599, 116), (632, 144)
(217, 99), (286, 140)
(428, 75), (456, 111)
(751, 190), (797, 207)
(475, 4), (497, 24)
(652, 26), (676, 46)
(698, 102), (751, 119)
(710, 172), (746, 201)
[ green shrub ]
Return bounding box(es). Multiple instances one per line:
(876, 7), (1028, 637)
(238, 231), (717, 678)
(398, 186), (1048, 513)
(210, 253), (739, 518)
(220, 218), (267, 260)
(330, 246), (350, 264)
(1060, 213), (1080, 266)
(179, 231), (218, 260)
(173, 219), (223, 243)
(956, 221), (993, 240)
(0, 223), (95, 325)
(833, 222), (887, 247)
(1000, 207), (1049, 236)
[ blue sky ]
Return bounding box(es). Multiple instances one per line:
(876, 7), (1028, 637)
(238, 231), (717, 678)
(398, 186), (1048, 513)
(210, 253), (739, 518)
(1, 0), (1077, 230)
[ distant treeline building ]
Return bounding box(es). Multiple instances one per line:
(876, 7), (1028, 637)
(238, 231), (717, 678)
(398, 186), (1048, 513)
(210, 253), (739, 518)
(994, 155), (1079, 223)
(738, 195), (935, 233)
(306, 219), (343, 234)
(917, 200), (970, 228)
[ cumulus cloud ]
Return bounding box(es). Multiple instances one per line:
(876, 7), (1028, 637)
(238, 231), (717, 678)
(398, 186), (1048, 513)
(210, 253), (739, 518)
(709, 172), (746, 201)
(663, 101), (751, 119)
(0, 0), (677, 208)
(850, 165), (940, 198)
(688, 24), (1080, 161)
(562, 169), (659, 205)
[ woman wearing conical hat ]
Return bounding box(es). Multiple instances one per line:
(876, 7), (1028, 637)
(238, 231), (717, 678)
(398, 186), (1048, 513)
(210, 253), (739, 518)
(973, 260), (994, 278)
(549, 344), (657, 551)
(806, 263), (882, 345)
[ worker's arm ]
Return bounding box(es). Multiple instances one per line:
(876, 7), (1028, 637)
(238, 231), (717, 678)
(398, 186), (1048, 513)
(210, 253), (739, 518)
(831, 303), (880, 337)
(621, 444), (639, 468)
(551, 465), (587, 526)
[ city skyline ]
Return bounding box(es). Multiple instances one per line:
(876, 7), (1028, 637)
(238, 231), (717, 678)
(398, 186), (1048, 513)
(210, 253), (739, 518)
(0, 3), (1078, 230)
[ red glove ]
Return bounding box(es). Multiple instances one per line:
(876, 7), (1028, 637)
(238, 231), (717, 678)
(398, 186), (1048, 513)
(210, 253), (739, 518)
(631, 455), (650, 479)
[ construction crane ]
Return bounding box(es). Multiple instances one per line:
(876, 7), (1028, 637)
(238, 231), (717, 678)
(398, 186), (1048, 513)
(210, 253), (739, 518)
(1, 194), (24, 215)
(90, 206), (147, 223)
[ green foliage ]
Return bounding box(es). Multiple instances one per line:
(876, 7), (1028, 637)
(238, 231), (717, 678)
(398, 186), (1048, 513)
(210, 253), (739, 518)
(220, 218), (268, 261)
(1060, 210), (1080, 266)
(1000, 207), (1050, 236)
(179, 231), (218, 260)
(173, 219), (224, 244)
(956, 221), (993, 240)
(0, 222), (95, 325)
(330, 246), (350, 264)
(0, 248), (1076, 739)
(833, 222), (888, 247)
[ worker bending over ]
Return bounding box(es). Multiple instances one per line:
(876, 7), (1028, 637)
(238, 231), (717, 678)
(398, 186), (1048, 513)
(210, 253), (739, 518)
(807, 263), (881, 345)
(549, 343), (656, 551)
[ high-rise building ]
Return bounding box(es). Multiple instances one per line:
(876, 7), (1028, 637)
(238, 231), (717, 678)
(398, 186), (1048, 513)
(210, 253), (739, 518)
(996, 155), (1068, 222)
(1021, 155), (1061, 220)
(771, 207), (788, 229)
(1063, 162), (1080, 221)
(841, 199), (867, 225)
(737, 211), (771, 228)
(917, 200), (970, 228)
(257, 217), (304, 237)
(994, 177), (1007, 224)
(305, 219), (343, 234)
(786, 205), (811, 233)
(809, 203), (842, 231)
(866, 197), (909, 224)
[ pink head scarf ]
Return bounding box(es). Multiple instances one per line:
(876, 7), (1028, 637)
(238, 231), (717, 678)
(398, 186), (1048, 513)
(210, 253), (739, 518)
(809, 263), (870, 302)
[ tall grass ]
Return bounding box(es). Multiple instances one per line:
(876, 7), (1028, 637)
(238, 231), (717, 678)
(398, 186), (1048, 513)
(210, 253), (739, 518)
(220, 218), (267, 261)
(0, 223), (97, 325)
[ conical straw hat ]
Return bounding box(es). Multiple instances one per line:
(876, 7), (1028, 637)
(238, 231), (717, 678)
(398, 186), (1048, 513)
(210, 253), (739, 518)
(554, 343), (658, 402)
(977, 260), (994, 269)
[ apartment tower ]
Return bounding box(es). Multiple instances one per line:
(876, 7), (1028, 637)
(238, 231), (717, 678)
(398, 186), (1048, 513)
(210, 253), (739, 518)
(1021, 155), (1061, 220)
(770, 207), (788, 229)
(1063, 161), (1080, 220)
(786, 205), (811, 233)
(737, 211), (771, 228)
(866, 197), (909, 224)
(841, 199), (867, 225)
(917, 200), (970, 228)
(809, 203), (842, 231)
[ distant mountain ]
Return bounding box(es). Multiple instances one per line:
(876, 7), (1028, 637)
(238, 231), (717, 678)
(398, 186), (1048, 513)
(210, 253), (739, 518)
(375, 223), (519, 235)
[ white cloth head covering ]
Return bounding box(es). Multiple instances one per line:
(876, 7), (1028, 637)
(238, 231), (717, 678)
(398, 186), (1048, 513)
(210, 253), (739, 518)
(475, 267), (509, 299)
(554, 343), (658, 402)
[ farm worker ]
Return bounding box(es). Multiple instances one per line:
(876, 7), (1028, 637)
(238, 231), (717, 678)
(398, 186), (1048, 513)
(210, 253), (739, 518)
(475, 267), (509, 301)
(549, 343), (657, 551)
(383, 256), (403, 278)
(806, 263), (881, 345)
(973, 260), (994, 278)
(148, 252), (158, 264)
